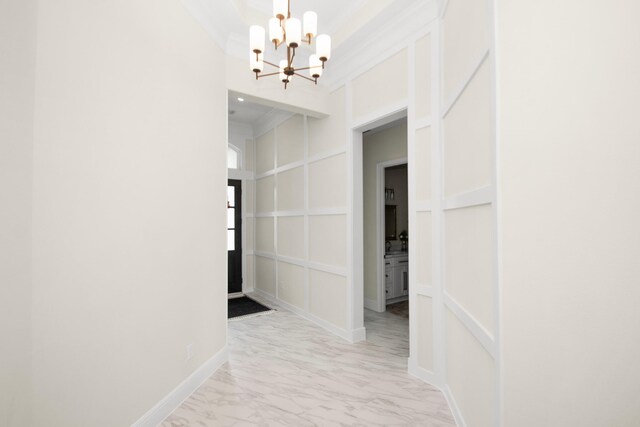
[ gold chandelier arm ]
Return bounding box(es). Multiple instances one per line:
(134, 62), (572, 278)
(256, 71), (281, 78)
(263, 60), (280, 69)
(293, 72), (316, 83)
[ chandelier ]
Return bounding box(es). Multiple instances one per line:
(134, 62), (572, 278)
(249, 0), (331, 89)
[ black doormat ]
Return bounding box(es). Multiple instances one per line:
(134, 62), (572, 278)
(228, 296), (274, 320)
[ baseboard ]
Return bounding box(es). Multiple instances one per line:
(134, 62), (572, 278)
(407, 358), (464, 427)
(252, 289), (366, 343)
(407, 356), (440, 387)
(443, 384), (466, 427)
(131, 345), (229, 427)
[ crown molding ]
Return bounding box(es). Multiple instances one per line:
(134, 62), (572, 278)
(183, 0), (440, 94)
(323, 0), (439, 90)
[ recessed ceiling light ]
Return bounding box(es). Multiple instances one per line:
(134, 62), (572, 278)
(237, 97), (244, 102)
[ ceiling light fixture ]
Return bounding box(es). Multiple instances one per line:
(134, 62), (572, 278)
(237, 97), (244, 102)
(249, 0), (331, 89)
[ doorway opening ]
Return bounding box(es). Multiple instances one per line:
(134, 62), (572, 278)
(227, 179), (243, 295)
(358, 114), (409, 351)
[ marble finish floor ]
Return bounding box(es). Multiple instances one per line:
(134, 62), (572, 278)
(162, 295), (455, 426)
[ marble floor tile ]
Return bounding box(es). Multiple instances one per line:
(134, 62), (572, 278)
(161, 295), (455, 427)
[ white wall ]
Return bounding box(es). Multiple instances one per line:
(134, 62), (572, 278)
(0, 0), (36, 425)
(439, 0), (498, 425)
(29, 1), (228, 425)
(253, 88), (354, 340)
(496, 0), (640, 426)
(362, 124), (408, 307)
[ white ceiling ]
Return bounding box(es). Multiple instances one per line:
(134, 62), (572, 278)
(228, 94), (275, 125)
(186, 0), (399, 51)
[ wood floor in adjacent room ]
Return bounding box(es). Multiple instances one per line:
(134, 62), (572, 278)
(162, 296), (455, 426)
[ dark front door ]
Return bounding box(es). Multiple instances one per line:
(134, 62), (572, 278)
(227, 180), (242, 294)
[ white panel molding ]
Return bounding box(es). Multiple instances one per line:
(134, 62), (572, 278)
(443, 186), (494, 211)
(325, 0), (439, 91)
(255, 160), (304, 180)
(273, 124), (279, 300)
(415, 200), (433, 212)
(415, 117), (433, 130)
(254, 251), (276, 260)
(408, 357), (440, 388)
(443, 384), (467, 427)
(303, 115), (311, 313)
(444, 292), (497, 359)
(255, 208), (347, 218)
(276, 255), (306, 268)
(442, 49), (490, 119)
(253, 289), (365, 343)
(274, 210), (306, 217)
(431, 17), (446, 389)
(255, 170), (275, 179)
(307, 147), (348, 165)
(307, 207), (348, 216)
(275, 160), (306, 174)
(308, 262), (348, 278)
(131, 346), (228, 427)
(488, 0), (502, 423)
(346, 80), (365, 337)
(274, 254), (348, 278)
(415, 285), (434, 297)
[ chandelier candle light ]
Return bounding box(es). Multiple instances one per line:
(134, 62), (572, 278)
(249, 0), (331, 89)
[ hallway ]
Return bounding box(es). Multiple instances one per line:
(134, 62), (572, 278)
(162, 297), (454, 426)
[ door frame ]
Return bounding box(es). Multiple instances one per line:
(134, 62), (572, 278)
(348, 106), (408, 342)
(227, 179), (243, 294)
(375, 157), (408, 312)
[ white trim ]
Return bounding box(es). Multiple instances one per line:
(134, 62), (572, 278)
(324, 0), (439, 91)
(364, 297), (383, 312)
(443, 186), (494, 211)
(442, 49), (490, 119)
(376, 157), (408, 314)
(255, 208), (347, 218)
(131, 346), (228, 427)
(276, 255), (306, 268)
(491, 0), (504, 422)
(307, 147), (348, 165)
(415, 200), (433, 212)
(415, 285), (434, 297)
(308, 262), (348, 278)
(254, 251), (276, 260)
(351, 100), (409, 131)
(431, 17), (446, 388)
(415, 116), (433, 130)
(256, 252), (348, 278)
(443, 384), (467, 427)
(306, 208), (348, 216)
(407, 357), (439, 387)
(254, 160), (304, 180)
(227, 169), (253, 181)
(253, 289), (365, 343)
(444, 292), (497, 359)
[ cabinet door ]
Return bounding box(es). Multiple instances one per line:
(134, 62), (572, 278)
(385, 265), (395, 300)
(395, 265), (409, 297)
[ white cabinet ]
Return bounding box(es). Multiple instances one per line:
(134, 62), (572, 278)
(384, 253), (409, 302)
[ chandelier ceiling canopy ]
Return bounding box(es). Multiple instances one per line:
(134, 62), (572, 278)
(249, 0), (331, 89)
